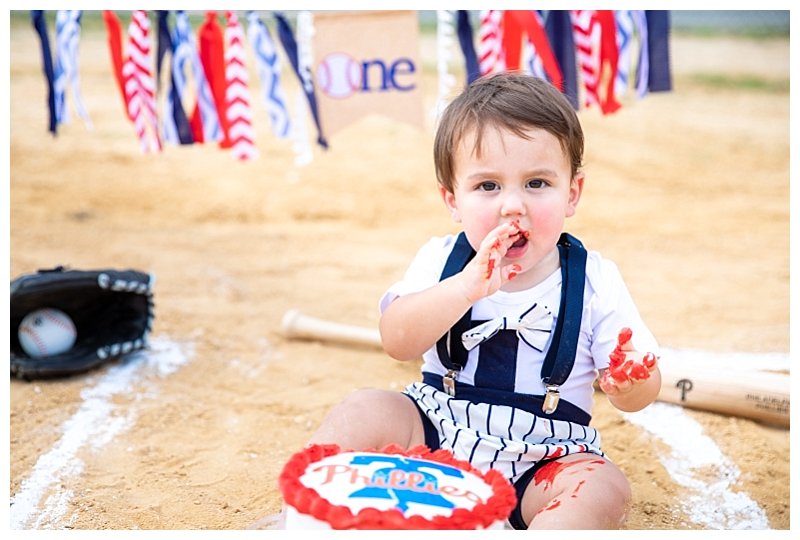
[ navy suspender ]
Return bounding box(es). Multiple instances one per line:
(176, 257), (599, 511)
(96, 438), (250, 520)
(435, 233), (475, 390)
(434, 232), (587, 413)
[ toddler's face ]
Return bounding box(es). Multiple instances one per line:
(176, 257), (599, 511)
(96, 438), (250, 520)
(443, 126), (583, 283)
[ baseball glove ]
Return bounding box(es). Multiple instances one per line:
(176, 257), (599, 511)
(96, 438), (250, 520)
(10, 266), (155, 380)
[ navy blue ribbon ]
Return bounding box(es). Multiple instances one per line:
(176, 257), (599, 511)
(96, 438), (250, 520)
(274, 12), (328, 149)
(645, 10), (672, 92)
(156, 11), (172, 95)
(31, 10), (57, 135)
(167, 78), (194, 145)
(163, 11), (193, 144)
(456, 11), (480, 85)
(545, 10), (579, 110)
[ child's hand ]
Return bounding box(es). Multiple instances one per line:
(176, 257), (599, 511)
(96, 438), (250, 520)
(459, 222), (524, 303)
(598, 327), (659, 396)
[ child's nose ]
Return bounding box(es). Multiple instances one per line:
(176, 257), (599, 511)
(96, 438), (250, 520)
(500, 191), (526, 216)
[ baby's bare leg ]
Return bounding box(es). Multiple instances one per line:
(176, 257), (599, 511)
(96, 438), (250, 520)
(307, 388), (427, 451)
(520, 454), (632, 529)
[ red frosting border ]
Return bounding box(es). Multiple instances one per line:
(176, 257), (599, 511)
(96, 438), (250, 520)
(278, 443), (517, 530)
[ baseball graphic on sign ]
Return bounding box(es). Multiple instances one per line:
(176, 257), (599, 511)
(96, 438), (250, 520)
(316, 52), (362, 99)
(18, 308), (78, 358)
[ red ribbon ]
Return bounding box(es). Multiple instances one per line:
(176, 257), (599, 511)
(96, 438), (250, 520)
(102, 10), (132, 120)
(501, 11), (563, 92)
(191, 11), (231, 146)
(595, 10), (621, 114)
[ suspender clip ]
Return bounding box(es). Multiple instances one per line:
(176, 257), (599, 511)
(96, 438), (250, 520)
(543, 383), (561, 414)
(443, 369), (459, 396)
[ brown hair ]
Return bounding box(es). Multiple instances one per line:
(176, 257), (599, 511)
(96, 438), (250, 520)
(433, 72), (584, 192)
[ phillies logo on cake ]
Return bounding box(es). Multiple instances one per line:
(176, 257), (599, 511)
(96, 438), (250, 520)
(307, 452), (488, 515)
(347, 454), (465, 511)
(316, 52), (417, 99)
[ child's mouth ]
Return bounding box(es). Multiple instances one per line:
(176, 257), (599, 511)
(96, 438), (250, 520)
(506, 227), (529, 257)
(504, 220), (530, 257)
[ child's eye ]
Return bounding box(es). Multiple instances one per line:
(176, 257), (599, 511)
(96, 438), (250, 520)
(478, 181), (499, 192)
(527, 179), (545, 189)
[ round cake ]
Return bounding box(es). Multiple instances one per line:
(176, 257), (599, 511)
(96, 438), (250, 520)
(278, 443), (516, 530)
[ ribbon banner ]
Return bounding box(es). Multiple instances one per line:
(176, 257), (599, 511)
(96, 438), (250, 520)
(32, 10), (672, 143)
(312, 10), (424, 137)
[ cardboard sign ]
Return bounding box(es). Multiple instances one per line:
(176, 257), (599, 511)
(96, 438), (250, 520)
(313, 11), (425, 136)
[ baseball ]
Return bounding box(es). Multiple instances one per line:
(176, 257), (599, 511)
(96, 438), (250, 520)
(316, 52), (362, 99)
(18, 308), (77, 358)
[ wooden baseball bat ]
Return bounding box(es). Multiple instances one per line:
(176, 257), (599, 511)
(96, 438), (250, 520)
(281, 309), (382, 349)
(656, 356), (789, 427)
(280, 310), (790, 427)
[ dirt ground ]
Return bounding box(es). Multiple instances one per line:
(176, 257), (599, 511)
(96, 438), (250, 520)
(7, 15), (790, 530)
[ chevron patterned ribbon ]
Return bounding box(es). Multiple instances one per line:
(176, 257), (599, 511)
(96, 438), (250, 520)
(157, 11), (193, 145)
(477, 10), (503, 76)
(54, 10), (92, 128)
(224, 11), (257, 160)
(172, 11), (221, 144)
(614, 10), (634, 98)
(246, 11), (291, 139)
(571, 10), (602, 110)
(122, 10), (161, 153)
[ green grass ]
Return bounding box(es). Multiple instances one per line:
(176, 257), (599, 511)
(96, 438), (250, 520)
(687, 73), (789, 93)
(673, 26), (789, 39)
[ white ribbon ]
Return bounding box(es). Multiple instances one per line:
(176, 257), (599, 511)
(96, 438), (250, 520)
(434, 10), (456, 120)
(290, 11), (315, 167)
(461, 303), (554, 352)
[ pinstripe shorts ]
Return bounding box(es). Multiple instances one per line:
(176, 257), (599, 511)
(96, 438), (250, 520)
(403, 381), (604, 486)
